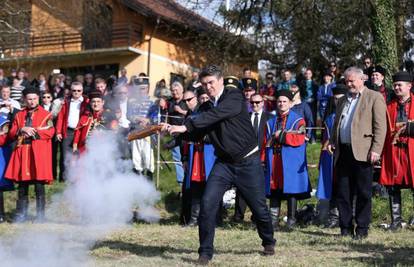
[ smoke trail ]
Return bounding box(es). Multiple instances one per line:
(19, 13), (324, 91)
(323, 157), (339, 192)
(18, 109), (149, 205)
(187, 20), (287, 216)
(0, 131), (160, 267)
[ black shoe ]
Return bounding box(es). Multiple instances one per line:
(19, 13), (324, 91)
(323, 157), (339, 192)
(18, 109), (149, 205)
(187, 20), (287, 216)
(231, 216), (244, 224)
(353, 228), (368, 240)
(262, 245), (275, 256)
(197, 255), (211, 265)
(340, 228), (354, 237)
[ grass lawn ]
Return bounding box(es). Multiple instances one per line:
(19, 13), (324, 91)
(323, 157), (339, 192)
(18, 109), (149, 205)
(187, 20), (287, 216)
(1, 141), (414, 266)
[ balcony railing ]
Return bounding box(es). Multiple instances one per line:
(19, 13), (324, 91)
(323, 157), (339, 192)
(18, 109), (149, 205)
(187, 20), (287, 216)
(0, 22), (143, 58)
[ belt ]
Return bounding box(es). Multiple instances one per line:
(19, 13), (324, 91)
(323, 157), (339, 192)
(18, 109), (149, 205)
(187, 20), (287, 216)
(67, 127), (75, 131)
(394, 142), (408, 148)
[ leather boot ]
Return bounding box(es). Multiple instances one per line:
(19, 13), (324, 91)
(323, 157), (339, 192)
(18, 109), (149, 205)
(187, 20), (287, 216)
(269, 207), (280, 230)
(269, 198), (281, 230)
(35, 196), (46, 223)
(187, 200), (201, 227)
(388, 187), (403, 231)
(14, 198), (28, 223)
(287, 197), (297, 230)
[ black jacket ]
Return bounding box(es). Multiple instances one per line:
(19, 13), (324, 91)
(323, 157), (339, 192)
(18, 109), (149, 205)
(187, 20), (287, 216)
(184, 87), (257, 163)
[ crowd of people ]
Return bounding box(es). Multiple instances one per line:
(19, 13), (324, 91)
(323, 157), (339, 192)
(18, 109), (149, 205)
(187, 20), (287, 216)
(0, 59), (412, 249)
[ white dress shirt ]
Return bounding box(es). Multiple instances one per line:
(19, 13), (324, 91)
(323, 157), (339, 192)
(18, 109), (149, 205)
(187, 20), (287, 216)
(119, 99), (131, 128)
(67, 96), (83, 129)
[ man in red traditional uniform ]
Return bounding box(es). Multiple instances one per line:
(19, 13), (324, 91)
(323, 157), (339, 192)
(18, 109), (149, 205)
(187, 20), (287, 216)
(72, 92), (117, 154)
(380, 71), (414, 230)
(5, 87), (55, 222)
(262, 90), (311, 230)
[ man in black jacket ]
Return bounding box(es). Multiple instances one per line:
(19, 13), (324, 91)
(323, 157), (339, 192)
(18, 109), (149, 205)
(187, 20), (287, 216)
(164, 65), (275, 264)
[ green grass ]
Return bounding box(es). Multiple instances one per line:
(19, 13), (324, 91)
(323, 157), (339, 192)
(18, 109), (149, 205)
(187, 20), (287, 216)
(1, 142), (414, 266)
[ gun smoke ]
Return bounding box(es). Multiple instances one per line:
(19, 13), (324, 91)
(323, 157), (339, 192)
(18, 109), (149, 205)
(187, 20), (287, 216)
(0, 131), (160, 267)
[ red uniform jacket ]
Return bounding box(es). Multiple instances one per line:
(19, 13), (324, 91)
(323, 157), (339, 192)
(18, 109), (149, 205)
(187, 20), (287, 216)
(56, 96), (89, 138)
(380, 95), (414, 186)
(73, 111), (118, 154)
(5, 106), (55, 183)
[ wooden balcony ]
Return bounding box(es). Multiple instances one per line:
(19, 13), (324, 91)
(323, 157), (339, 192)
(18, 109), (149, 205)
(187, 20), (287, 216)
(0, 22), (143, 58)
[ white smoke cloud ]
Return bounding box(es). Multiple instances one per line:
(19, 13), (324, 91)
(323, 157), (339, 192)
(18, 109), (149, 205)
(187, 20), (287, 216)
(0, 131), (160, 267)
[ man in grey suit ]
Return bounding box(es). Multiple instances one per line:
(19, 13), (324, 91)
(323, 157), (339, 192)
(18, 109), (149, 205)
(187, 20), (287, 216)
(329, 67), (387, 239)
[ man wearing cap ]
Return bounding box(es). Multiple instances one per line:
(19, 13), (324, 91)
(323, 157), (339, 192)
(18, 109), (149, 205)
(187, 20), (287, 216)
(5, 87), (55, 222)
(329, 67), (387, 239)
(241, 78), (257, 113)
(367, 65), (393, 103)
(379, 71), (414, 230)
(72, 92), (118, 154)
(262, 90), (311, 230)
(164, 65), (275, 264)
(56, 81), (89, 182)
(260, 72), (277, 113)
(128, 76), (157, 178)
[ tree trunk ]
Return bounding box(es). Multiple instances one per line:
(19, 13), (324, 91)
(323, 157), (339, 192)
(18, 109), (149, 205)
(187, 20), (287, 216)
(370, 0), (399, 82)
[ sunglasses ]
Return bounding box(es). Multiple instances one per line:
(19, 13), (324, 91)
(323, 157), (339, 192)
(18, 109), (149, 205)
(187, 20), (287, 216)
(72, 90), (82, 92)
(330, 64), (336, 67)
(183, 96), (195, 102)
(250, 101), (262, 104)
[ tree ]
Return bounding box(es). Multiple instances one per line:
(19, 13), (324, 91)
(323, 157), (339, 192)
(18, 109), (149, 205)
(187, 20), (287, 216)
(370, 0), (398, 80)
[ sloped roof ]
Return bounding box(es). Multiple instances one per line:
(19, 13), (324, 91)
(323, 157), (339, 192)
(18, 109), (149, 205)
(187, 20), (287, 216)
(121, 0), (221, 32)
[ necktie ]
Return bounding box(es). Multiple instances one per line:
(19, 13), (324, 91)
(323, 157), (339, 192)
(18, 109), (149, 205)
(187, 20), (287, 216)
(253, 112), (259, 136)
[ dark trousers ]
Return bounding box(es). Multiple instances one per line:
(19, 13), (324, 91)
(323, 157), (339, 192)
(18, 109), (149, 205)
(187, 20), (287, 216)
(52, 138), (62, 181)
(234, 189), (248, 220)
(336, 145), (373, 233)
(198, 154), (275, 259)
(60, 128), (75, 181)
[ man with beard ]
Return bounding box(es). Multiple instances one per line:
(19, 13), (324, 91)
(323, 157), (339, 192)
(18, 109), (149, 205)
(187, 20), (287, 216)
(5, 87), (55, 222)
(163, 65), (275, 264)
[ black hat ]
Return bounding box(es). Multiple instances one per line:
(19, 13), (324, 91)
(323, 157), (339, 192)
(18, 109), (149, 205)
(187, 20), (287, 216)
(88, 91), (103, 100)
(332, 84), (348, 95)
(22, 86), (40, 96)
(276, 90), (294, 101)
(323, 71), (334, 78)
(133, 76), (149, 86)
(368, 65), (386, 77)
(224, 76), (239, 89)
(241, 78), (257, 91)
(392, 71), (412, 82)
